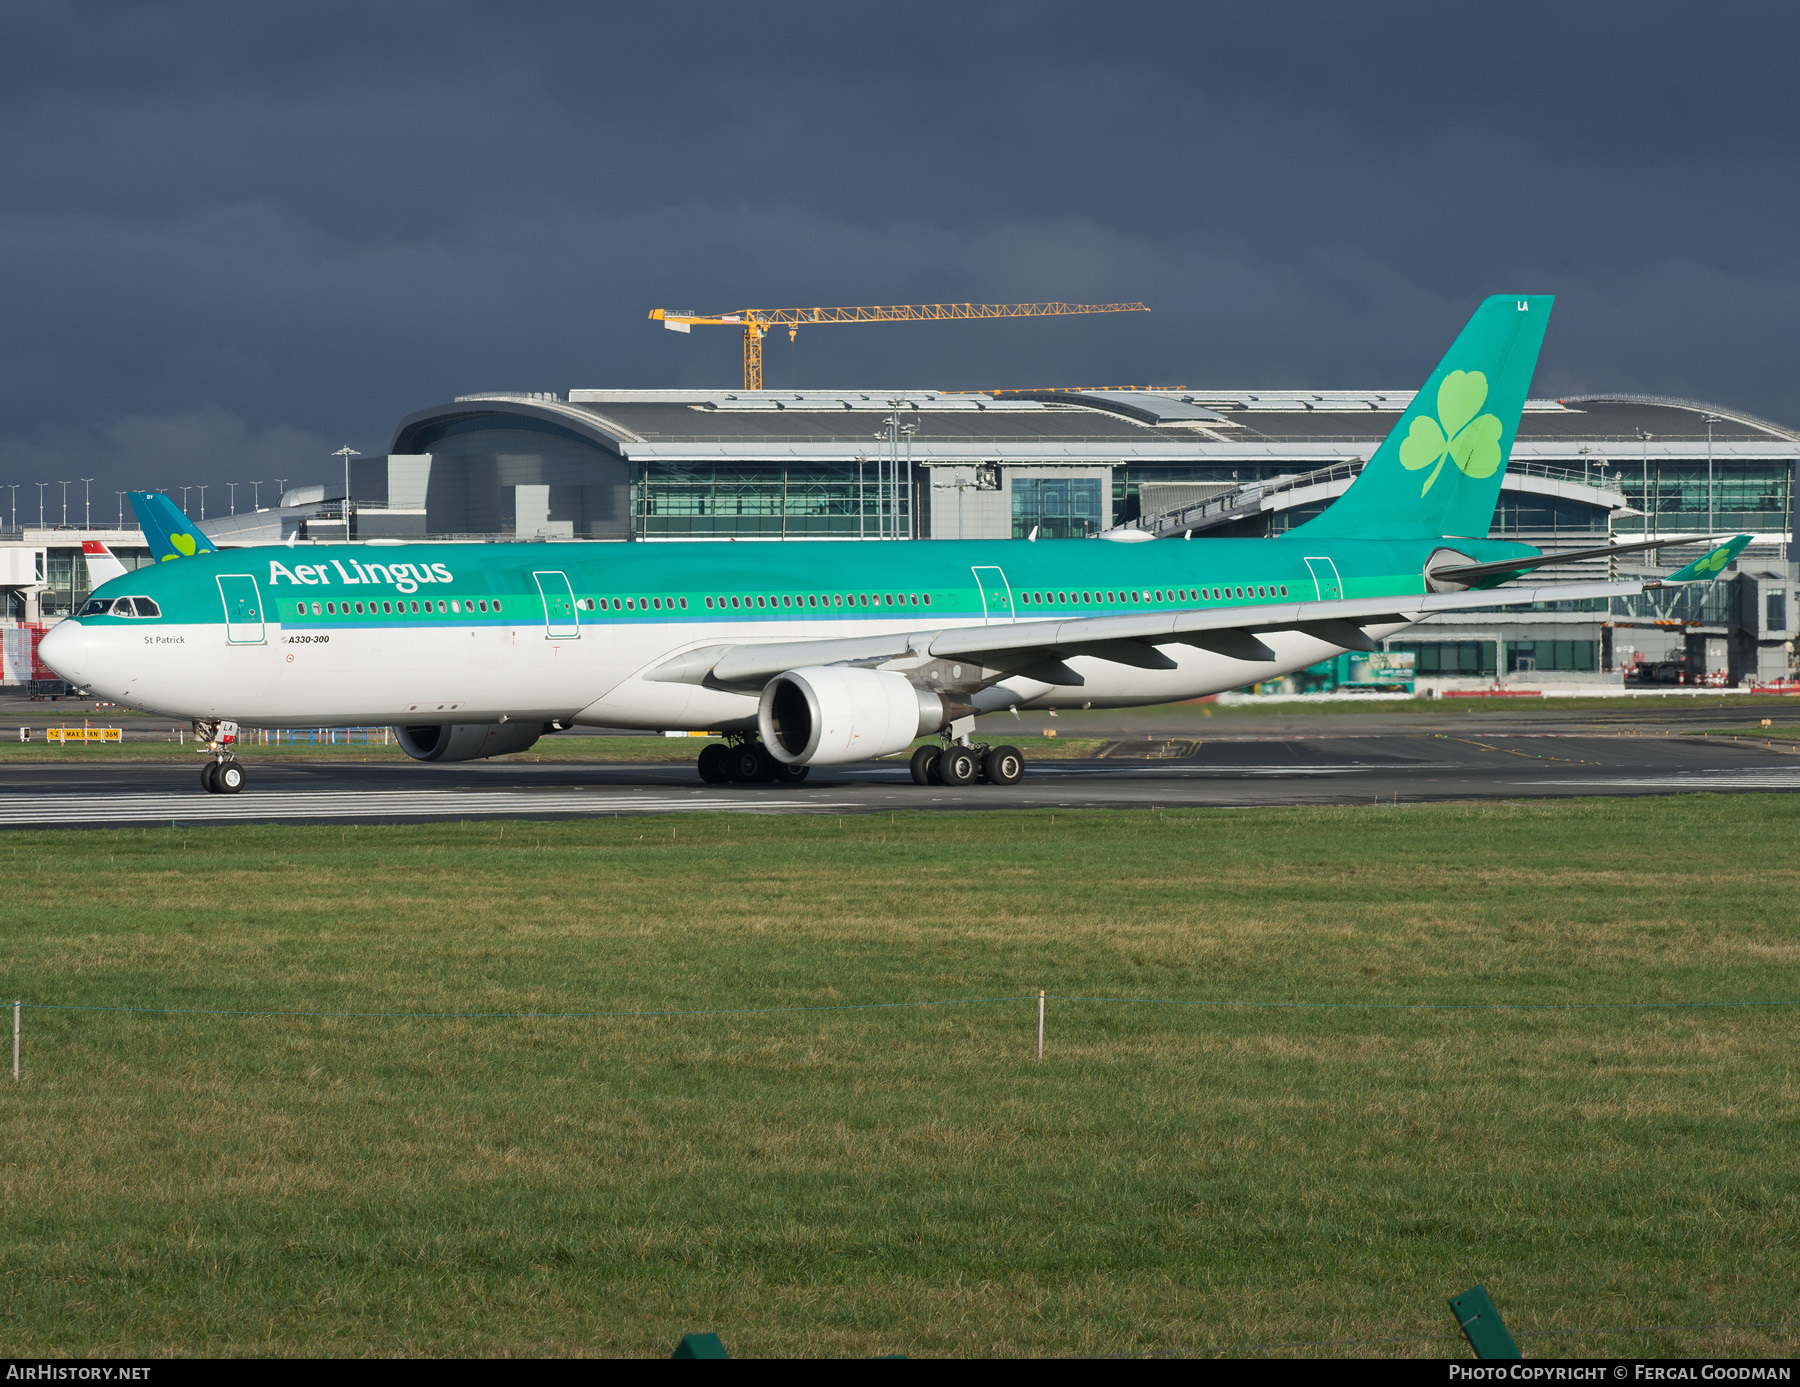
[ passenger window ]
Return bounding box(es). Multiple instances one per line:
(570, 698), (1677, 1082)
(923, 594), (931, 605)
(678, 597), (687, 609)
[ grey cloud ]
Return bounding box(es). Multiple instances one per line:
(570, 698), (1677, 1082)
(0, 0), (1795, 503)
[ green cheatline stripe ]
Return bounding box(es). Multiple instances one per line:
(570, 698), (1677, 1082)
(10, 994), (1800, 1020)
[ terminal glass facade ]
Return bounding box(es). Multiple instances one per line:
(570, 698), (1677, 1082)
(1388, 640), (1499, 678)
(1505, 639), (1597, 673)
(634, 463), (894, 539)
(1612, 461), (1796, 538)
(1012, 477), (1103, 539)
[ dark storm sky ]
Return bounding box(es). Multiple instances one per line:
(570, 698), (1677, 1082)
(2, 0), (1796, 515)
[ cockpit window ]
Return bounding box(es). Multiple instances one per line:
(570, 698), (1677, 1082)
(80, 596), (160, 618)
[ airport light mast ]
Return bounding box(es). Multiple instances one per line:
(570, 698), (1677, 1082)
(649, 300), (1151, 391)
(334, 447), (359, 540)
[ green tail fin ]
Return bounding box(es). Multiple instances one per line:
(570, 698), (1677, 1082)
(1288, 294), (1554, 540)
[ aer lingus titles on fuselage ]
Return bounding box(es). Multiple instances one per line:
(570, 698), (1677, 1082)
(40, 295), (1748, 793)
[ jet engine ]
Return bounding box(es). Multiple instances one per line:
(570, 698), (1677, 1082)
(759, 667), (948, 766)
(394, 721), (547, 762)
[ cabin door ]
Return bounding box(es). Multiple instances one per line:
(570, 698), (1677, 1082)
(1303, 556), (1344, 602)
(216, 574), (266, 644)
(533, 571), (580, 639)
(971, 566), (1015, 624)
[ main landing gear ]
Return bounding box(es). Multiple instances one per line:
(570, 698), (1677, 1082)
(194, 718), (247, 794)
(910, 742), (1024, 787)
(696, 736), (810, 786)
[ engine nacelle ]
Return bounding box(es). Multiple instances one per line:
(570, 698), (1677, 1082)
(759, 667), (945, 765)
(394, 721), (547, 762)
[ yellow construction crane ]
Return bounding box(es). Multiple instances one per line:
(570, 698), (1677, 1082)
(648, 300), (1150, 390)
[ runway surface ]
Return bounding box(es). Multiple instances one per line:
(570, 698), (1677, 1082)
(2, 728), (1796, 827)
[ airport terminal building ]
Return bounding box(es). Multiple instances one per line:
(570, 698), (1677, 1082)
(5, 384), (1798, 689)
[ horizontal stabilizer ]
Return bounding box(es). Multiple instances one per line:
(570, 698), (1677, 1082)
(1429, 534), (1723, 587)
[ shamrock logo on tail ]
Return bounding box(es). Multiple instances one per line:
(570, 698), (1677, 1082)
(1397, 370), (1505, 495)
(170, 533), (197, 556)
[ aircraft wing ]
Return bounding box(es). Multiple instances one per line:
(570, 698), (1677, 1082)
(648, 577), (1655, 689)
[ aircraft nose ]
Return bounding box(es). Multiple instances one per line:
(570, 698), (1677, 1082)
(37, 620), (91, 685)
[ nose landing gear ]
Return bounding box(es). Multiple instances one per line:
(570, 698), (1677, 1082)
(194, 719), (247, 794)
(201, 758), (246, 794)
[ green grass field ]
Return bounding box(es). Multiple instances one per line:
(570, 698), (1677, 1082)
(4, 799), (1798, 1357)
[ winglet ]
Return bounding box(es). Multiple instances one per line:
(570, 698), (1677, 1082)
(127, 491), (218, 562)
(1665, 534), (1752, 582)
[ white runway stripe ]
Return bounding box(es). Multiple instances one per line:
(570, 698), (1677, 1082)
(1530, 767), (1800, 790)
(0, 790), (859, 825)
(1037, 763), (1459, 777)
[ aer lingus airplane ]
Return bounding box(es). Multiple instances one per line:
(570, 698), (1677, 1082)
(41, 294), (1748, 795)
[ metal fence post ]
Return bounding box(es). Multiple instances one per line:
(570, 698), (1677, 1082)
(12, 1000), (19, 1081)
(1037, 990), (1045, 1060)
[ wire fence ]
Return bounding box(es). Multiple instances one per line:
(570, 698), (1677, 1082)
(1173, 1321), (1796, 1357)
(12, 990), (1800, 1024)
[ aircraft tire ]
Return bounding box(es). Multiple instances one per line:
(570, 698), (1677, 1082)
(909, 746), (940, 785)
(697, 743), (732, 784)
(727, 743), (774, 784)
(984, 745), (1024, 785)
(939, 745), (979, 786)
(776, 762), (810, 784)
(201, 761), (221, 794)
(217, 761), (246, 794)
